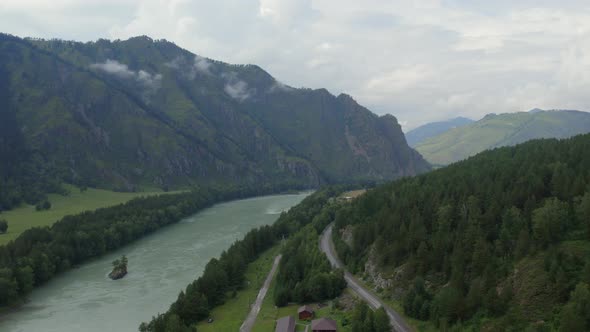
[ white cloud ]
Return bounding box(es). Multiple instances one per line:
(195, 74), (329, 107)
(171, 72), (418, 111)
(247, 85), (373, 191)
(222, 72), (253, 101)
(224, 80), (251, 101)
(258, 0), (317, 27)
(90, 59), (162, 92)
(366, 65), (434, 94)
(3, 0), (590, 128)
(193, 55), (213, 75)
(166, 55), (213, 79)
(268, 80), (294, 93)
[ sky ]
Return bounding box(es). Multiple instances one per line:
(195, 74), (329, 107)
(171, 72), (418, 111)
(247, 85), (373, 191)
(2, 0), (590, 129)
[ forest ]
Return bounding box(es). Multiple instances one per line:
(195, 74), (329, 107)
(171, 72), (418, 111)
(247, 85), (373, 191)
(332, 134), (590, 331)
(351, 302), (391, 332)
(0, 64), (66, 212)
(0, 184), (297, 308)
(273, 226), (346, 307)
(139, 187), (346, 331)
(272, 194), (346, 306)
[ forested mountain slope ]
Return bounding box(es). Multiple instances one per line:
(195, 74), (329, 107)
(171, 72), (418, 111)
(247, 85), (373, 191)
(405, 117), (473, 147)
(333, 134), (590, 331)
(415, 110), (590, 165)
(0, 33), (429, 211)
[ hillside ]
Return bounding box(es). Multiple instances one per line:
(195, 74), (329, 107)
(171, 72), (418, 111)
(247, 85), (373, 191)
(405, 117), (473, 147)
(415, 110), (590, 165)
(0, 34), (429, 211)
(331, 134), (590, 331)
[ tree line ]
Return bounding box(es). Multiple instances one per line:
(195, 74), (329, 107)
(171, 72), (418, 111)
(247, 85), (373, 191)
(332, 134), (590, 331)
(351, 302), (391, 332)
(273, 198), (346, 307)
(273, 226), (346, 306)
(0, 184), (295, 308)
(139, 187), (347, 331)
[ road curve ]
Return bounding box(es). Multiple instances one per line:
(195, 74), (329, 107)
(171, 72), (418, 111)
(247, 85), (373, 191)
(240, 254), (282, 332)
(320, 224), (412, 332)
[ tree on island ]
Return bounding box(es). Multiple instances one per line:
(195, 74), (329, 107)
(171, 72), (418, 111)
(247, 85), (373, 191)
(109, 255), (128, 280)
(0, 219), (7, 234)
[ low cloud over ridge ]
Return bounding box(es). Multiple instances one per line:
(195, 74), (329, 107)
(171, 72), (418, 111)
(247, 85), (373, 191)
(90, 59), (162, 92)
(8, 0), (590, 129)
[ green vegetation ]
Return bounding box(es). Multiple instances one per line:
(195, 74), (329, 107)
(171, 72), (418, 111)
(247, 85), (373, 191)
(253, 288), (354, 332)
(195, 245), (280, 332)
(271, 190), (346, 306)
(405, 117), (473, 147)
(331, 134), (590, 330)
(109, 255), (128, 280)
(349, 271), (435, 331)
(0, 185), (280, 308)
(0, 185), (173, 245)
(35, 200), (51, 211)
(139, 187), (345, 332)
(0, 220), (6, 234)
(351, 302), (391, 332)
(415, 110), (590, 165)
(252, 273), (291, 332)
(273, 226), (346, 306)
(0, 32), (428, 208)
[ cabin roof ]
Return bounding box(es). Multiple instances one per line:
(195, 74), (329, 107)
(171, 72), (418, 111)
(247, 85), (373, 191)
(298, 305), (314, 313)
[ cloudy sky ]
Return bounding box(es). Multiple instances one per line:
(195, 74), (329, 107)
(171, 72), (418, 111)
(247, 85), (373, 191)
(2, 0), (590, 129)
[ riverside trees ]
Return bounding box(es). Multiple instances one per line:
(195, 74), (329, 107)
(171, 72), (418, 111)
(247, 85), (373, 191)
(0, 184), (292, 307)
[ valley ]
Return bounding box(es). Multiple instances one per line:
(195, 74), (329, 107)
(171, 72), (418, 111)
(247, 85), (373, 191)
(2, 4), (590, 330)
(0, 193), (308, 332)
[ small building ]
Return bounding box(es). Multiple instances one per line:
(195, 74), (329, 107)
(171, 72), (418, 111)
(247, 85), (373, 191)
(298, 305), (315, 320)
(311, 317), (337, 332)
(275, 316), (295, 332)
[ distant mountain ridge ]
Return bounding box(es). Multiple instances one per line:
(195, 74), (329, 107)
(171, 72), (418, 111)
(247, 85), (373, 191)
(415, 109), (590, 165)
(0, 33), (429, 209)
(405, 117), (474, 147)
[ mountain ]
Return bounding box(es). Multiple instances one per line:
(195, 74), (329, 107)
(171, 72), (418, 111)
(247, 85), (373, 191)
(405, 117), (473, 147)
(0, 34), (429, 210)
(415, 110), (590, 165)
(331, 134), (590, 331)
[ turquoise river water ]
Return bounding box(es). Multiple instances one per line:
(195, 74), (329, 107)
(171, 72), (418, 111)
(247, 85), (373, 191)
(0, 193), (308, 332)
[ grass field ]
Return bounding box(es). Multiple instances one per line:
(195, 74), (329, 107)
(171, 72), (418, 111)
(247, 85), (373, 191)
(252, 274), (353, 332)
(0, 184), (177, 245)
(195, 245), (282, 332)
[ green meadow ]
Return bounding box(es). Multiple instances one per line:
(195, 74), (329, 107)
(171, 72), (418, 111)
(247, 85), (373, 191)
(0, 185), (176, 245)
(252, 276), (353, 332)
(195, 246), (281, 332)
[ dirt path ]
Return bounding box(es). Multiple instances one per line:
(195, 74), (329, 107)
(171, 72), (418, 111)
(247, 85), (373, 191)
(320, 224), (412, 332)
(239, 254), (282, 332)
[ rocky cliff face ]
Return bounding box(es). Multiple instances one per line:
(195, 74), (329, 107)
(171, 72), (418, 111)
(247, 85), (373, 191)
(0, 34), (430, 192)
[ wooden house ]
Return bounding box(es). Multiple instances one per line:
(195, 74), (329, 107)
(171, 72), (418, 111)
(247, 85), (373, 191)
(298, 305), (314, 320)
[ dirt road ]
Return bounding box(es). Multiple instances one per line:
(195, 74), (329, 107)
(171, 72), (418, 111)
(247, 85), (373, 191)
(239, 254), (282, 332)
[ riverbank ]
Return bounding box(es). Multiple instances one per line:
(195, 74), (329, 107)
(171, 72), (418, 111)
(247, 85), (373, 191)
(0, 193), (309, 332)
(0, 184), (178, 245)
(195, 245), (281, 332)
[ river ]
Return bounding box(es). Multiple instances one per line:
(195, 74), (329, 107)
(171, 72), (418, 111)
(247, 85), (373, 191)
(0, 193), (309, 332)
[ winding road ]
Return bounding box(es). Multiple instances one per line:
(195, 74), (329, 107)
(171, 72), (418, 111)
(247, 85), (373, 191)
(239, 254), (282, 332)
(320, 224), (412, 332)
